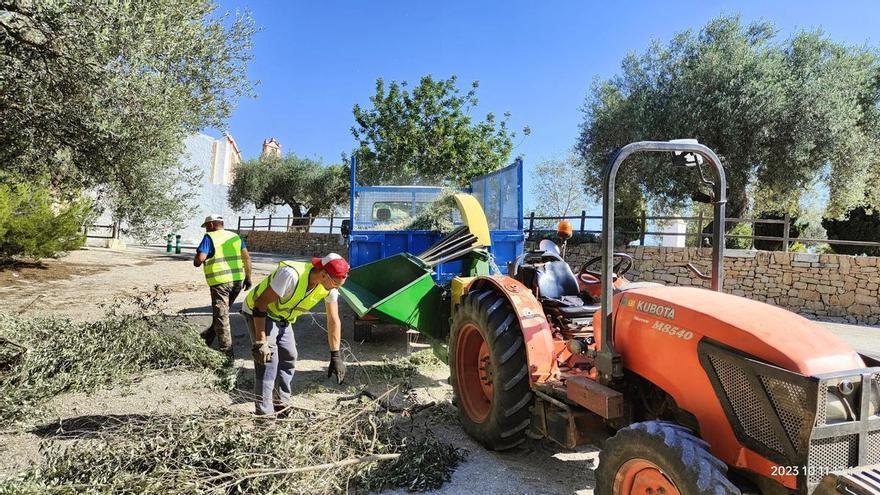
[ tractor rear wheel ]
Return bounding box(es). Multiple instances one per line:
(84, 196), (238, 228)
(449, 289), (532, 450)
(596, 421), (740, 495)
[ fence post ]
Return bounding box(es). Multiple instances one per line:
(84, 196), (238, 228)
(782, 213), (791, 252)
(696, 210), (704, 247)
(111, 222), (117, 239)
(268, 214), (272, 232)
(528, 212), (535, 238)
(329, 212), (334, 234)
(639, 210), (647, 246)
(237, 216), (241, 231)
(580, 210), (586, 235)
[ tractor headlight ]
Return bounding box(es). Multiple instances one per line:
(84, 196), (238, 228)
(821, 377), (879, 424)
(824, 378), (857, 424)
(825, 393), (849, 424)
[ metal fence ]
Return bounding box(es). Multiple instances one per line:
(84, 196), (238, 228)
(236, 214), (343, 234)
(525, 211), (880, 252)
(83, 222), (119, 239)
(235, 211), (878, 252)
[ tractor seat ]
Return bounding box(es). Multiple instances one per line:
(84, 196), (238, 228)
(542, 295), (600, 318)
(537, 260), (600, 318)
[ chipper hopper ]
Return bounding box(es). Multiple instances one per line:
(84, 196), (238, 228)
(342, 142), (880, 495)
(340, 193), (494, 353)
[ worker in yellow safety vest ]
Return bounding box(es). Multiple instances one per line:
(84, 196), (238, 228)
(193, 214), (252, 358)
(242, 253), (348, 416)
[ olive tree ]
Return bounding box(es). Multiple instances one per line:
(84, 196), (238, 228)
(350, 75), (529, 187)
(577, 15), (880, 225)
(1, 0), (256, 240)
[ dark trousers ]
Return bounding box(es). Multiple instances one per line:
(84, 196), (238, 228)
(244, 314), (298, 415)
(203, 280), (243, 354)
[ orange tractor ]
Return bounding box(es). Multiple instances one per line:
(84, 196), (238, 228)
(342, 141), (880, 494)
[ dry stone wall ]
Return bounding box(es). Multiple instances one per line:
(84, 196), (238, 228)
(236, 231), (346, 258)
(528, 241), (880, 325)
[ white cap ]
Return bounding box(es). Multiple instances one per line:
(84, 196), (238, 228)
(201, 214), (224, 227)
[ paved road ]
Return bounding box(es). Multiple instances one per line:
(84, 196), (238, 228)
(819, 320), (880, 358)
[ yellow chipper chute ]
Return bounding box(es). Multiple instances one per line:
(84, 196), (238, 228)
(339, 193), (492, 349)
(415, 193), (491, 266)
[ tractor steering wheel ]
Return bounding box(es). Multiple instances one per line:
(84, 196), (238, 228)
(578, 253), (634, 284)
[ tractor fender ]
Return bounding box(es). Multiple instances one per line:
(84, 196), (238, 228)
(467, 275), (557, 383)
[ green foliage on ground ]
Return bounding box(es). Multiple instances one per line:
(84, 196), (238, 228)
(228, 154), (348, 221)
(350, 75), (529, 187)
(1, 1), (256, 240)
(0, 182), (91, 261)
(0, 289), (225, 426)
(0, 402), (466, 494)
(822, 206), (880, 256)
(578, 14), (880, 224)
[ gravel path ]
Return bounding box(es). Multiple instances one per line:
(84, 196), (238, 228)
(0, 246), (876, 494)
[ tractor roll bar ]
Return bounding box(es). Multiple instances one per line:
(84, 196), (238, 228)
(597, 141), (727, 384)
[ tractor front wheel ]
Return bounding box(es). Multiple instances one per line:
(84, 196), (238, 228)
(449, 289), (532, 450)
(596, 421), (741, 495)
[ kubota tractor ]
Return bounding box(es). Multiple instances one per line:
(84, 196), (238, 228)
(341, 141), (880, 494)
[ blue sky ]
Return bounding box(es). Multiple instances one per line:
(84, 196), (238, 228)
(216, 0), (879, 210)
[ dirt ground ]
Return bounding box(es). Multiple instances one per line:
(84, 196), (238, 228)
(0, 246), (598, 494)
(2, 246), (877, 494)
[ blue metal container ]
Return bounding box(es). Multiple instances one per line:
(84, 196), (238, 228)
(347, 159), (524, 285)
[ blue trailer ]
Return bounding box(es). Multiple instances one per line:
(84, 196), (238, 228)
(347, 159), (524, 280)
(346, 158), (525, 339)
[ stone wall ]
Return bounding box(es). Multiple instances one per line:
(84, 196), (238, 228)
(527, 241), (880, 325)
(237, 231), (346, 258)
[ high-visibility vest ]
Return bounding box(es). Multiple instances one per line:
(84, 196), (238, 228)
(245, 261), (330, 323)
(203, 229), (245, 286)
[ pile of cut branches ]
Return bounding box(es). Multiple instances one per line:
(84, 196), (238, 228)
(404, 189), (459, 232)
(0, 287), (225, 426)
(367, 188), (460, 233)
(0, 394), (466, 494)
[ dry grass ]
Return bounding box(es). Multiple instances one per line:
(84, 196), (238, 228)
(0, 390), (466, 494)
(0, 287), (226, 427)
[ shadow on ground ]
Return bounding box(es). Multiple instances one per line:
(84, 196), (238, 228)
(30, 413), (159, 440)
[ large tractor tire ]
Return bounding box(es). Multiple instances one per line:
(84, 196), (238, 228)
(449, 289), (533, 450)
(596, 421), (740, 495)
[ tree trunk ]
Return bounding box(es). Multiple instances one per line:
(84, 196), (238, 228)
(700, 181), (749, 246)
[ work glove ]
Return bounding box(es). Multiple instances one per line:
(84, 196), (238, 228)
(243, 278), (253, 291)
(328, 350), (346, 384)
(252, 341), (272, 364)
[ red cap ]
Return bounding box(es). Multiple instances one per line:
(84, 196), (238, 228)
(312, 253), (349, 279)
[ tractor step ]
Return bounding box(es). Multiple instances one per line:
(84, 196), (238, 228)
(530, 390), (608, 449)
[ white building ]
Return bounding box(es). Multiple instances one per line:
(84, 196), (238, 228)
(176, 134), (298, 245)
(91, 133), (294, 247)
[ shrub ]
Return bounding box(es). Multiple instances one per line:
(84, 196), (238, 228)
(725, 222), (753, 250)
(822, 206), (880, 256)
(753, 213), (800, 251)
(0, 182), (92, 262)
